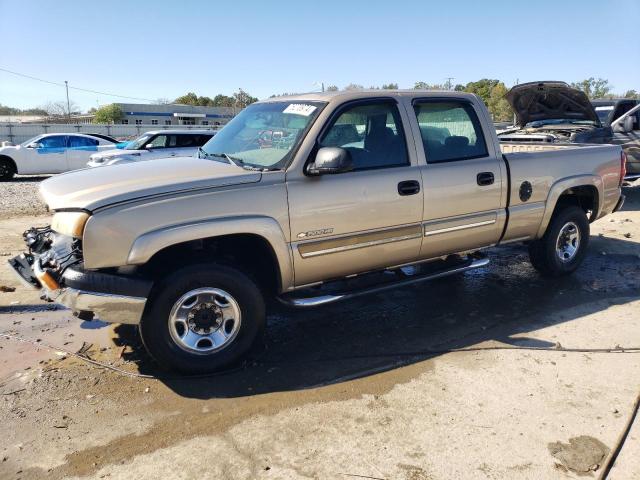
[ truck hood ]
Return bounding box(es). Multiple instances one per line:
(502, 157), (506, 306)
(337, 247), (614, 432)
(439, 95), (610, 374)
(40, 156), (261, 211)
(506, 81), (599, 127)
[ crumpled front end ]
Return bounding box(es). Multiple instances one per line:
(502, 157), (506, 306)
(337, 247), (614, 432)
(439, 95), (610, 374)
(8, 225), (151, 324)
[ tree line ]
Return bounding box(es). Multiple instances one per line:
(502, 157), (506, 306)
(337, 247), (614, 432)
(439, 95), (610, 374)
(5, 78), (638, 124)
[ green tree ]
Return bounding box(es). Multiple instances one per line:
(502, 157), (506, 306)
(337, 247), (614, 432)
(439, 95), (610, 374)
(92, 104), (123, 124)
(462, 79), (512, 121)
(343, 83), (364, 90)
(233, 89), (258, 109)
(326, 85), (339, 91)
(624, 89), (639, 99)
(570, 78), (612, 99)
(212, 94), (235, 107)
(414, 81), (445, 90)
(381, 83), (398, 90)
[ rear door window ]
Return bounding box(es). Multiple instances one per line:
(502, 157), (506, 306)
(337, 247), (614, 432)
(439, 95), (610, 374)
(69, 136), (98, 148)
(413, 101), (488, 163)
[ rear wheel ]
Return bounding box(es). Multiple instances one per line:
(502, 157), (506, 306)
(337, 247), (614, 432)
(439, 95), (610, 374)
(528, 205), (589, 277)
(0, 158), (15, 180)
(139, 263), (265, 374)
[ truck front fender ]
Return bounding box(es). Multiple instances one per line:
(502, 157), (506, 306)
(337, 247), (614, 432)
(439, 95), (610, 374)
(126, 215), (294, 291)
(536, 175), (603, 238)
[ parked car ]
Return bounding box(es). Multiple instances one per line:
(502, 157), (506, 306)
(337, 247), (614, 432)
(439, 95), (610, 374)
(10, 90), (625, 373)
(497, 82), (640, 182)
(86, 130), (215, 167)
(592, 98), (640, 181)
(0, 133), (117, 180)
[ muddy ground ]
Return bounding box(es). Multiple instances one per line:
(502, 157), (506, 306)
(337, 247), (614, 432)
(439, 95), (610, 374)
(0, 185), (639, 479)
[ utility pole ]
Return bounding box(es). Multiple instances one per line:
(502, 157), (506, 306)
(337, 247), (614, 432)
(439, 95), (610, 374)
(445, 77), (454, 90)
(513, 78), (519, 126)
(322, 82), (325, 93)
(65, 80), (71, 124)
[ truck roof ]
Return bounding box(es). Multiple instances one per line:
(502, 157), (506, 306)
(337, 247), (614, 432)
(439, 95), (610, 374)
(259, 89), (479, 104)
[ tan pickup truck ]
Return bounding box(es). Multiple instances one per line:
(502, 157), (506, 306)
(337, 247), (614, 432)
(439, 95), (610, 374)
(9, 90), (626, 373)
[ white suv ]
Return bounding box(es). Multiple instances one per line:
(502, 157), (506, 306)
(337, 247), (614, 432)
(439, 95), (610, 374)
(87, 130), (215, 167)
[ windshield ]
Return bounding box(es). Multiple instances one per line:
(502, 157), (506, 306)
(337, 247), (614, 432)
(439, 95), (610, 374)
(525, 118), (596, 128)
(199, 101), (325, 170)
(21, 135), (44, 147)
(126, 134), (153, 150)
(594, 105), (614, 124)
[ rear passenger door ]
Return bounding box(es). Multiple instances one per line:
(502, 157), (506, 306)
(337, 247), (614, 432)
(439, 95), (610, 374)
(67, 135), (99, 170)
(412, 99), (505, 259)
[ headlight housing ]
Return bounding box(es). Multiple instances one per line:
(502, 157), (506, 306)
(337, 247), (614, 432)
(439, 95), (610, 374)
(51, 211), (90, 238)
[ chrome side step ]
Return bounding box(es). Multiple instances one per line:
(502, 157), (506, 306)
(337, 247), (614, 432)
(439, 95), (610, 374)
(278, 257), (490, 308)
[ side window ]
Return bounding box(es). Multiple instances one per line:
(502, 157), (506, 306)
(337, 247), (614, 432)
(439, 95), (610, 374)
(176, 134), (197, 147)
(147, 135), (168, 148)
(38, 136), (67, 149)
(69, 136), (98, 148)
(413, 101), (488, 163)
(319, 102), (408, 170)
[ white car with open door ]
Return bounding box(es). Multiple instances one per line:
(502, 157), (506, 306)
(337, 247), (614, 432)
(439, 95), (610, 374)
(0, 133), (117, 180)
(86, 130), (216, 168)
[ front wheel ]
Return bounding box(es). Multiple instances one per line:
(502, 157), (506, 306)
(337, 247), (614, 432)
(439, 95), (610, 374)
(139, 263), (265, 374)
(528, 205), (589, 277)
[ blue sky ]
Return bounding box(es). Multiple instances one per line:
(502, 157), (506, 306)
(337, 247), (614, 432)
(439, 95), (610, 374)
(1, 0), (638, 111)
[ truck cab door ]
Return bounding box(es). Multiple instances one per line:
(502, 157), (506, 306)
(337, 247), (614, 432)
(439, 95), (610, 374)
(286, 99), (424, 287)
(411, 99), (505, 258)
(25, 135), (69, 174)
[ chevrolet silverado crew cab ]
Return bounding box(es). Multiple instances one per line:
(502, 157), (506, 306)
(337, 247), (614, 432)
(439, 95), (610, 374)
(9, 90), (626, 373)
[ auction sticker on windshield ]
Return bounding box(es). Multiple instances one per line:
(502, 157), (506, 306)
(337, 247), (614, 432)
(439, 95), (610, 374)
(283, 104), (317, 116)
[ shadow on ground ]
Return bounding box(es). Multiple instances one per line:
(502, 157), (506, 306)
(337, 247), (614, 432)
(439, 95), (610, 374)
(110, 230), (639, 400)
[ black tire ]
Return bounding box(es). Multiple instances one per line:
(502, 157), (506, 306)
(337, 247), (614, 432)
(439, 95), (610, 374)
(139, 263), (265, 374)
(528, 205), (589, 277)
(0, 158), (16, 181)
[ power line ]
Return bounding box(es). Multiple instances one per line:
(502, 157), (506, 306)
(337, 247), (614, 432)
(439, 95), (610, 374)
(0, 66), (155, 102)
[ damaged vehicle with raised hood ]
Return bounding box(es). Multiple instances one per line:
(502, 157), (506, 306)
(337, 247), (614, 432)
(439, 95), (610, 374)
(498, 81), (614, 145)
(8, 90), (626, 374)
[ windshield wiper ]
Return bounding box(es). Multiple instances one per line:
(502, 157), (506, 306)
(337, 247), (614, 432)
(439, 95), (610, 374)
(202, 150), (273, 171)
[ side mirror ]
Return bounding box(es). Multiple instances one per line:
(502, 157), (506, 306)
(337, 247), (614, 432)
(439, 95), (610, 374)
(27, 142), (42, 149)
(307, 147), (353, 176)
(613, 116), (634, 134)
(144, 143), (155, 149)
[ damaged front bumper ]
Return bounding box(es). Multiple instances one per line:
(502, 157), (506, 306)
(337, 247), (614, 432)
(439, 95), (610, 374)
(8, 228), (151, 325)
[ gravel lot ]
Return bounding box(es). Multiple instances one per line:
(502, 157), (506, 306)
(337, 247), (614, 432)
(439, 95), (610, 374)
(0, 176), (49, 219)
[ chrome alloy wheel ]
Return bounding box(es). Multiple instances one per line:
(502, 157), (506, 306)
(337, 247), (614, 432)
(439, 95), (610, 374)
(555, 221), (580, 263)
(168, 288), (241, 354)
